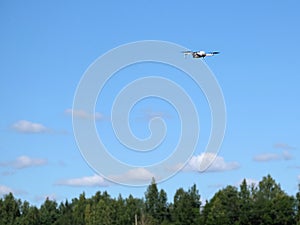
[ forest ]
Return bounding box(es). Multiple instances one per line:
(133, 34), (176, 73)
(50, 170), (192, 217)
(1, 174), (300, 225)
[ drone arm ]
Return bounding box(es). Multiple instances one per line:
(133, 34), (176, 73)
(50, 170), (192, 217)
(182, 51), (193, 58)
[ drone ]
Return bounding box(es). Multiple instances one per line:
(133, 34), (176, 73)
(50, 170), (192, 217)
(182, 50), (220, 59)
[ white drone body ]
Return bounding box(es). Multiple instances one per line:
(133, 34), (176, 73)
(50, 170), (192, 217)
(182, 50), (220, 59)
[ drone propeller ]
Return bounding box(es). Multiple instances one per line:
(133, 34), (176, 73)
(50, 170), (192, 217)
(208, 51), (220, 55)
(182, 50), (193, 54)
(182, 50), (193, 58)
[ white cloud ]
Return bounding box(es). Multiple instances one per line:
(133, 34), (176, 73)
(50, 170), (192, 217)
(0, 185), (14, 195)
(12, 120), (49, 133)
(0, 156), (47, 169)
(13, 156), (47, 169)
(56, 174), (108, 187)
(253, 150), (293, 162)
(109, 168), (156, 183)
(65, 109), (104, 121)
(184, 153), (240, 172)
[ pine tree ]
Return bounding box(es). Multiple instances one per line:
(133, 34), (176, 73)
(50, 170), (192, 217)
(238, 179), (252, 225)
(0, 193), (21, 224)
(202, 185), (239, 225)
(39, 197), (58, 225)
(73, 192), (87, 225)
(144, 177), (159, 223)
(296, 184), (300, 225)
(172, 184), (201, 225)
(251, 175), (296, 225)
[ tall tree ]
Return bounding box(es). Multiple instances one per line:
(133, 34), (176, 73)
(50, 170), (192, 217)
(188, 184), (201, 223)
(16, 201), (40, 225)
(157, 189), (169, 223)
(0, 193), (21, 224)
(111, 194), (126, 225)
(252, 175), (296, 225)
(72, 192), (87, 225)
(145, 177), (159, 223)
(296, 184), (300, 225)
(91, 199), (113, 225)
(85, 190), (116, 225)
(39, 197), (58, 225)
(55, 200), (73, 225)
(202, 185), (239, 225)
(123, 194), (145, 225)
(238, 179), (253, 225)
(84, 203), (92, 225)
(172, 184), (201, 225)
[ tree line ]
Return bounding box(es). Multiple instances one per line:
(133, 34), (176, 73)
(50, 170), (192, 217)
(1, 175), (300, 225)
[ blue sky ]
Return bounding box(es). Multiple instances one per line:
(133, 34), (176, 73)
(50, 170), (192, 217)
(1, 0), (300, 204)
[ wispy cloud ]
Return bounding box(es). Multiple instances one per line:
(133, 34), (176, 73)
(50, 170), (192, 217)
(253, 153), (280, 162)
(135, 108), (172, 122)
(58, 169), (157, 186)
(65, 109), (105, 121)
(273, 143), (296, 150)
(108, 168), (156, 183)
(0, 185), (14, 195)
(282, 150), (293, 160)
(12, 120), (50, 133)
(184, 153), (240, 172)
(253, 150), (293, 162)
(1, 171), (15, 176)
(288, 165), (300, 170)
(56, 174), (109, 187)
(0, 185), (27, 196)
(0, 155), (47, 170)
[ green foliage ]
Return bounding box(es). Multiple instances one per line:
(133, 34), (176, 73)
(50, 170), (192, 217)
(17, 201), (40, 225)
(202, 175), (297, 225)
(144, 177), (171, 224)
(145, 177), (159, 223)
(123, 194), (144, 225)
(0, 174), (299, 225)
(251, 175), (296, 225)
(296, 185), (300, 225)
(0, 193), (21, 225)
(172, 184), (201, 225)
(202, 185), (239, 225)
(72, 192), (87, 225)
(39, 198), (58, 225)
(238, 179), (254, 225)
(55, 200), (73, 225)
